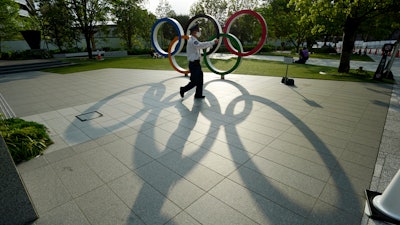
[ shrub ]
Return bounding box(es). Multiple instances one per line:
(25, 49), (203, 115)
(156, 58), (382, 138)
(0, 116), (53, 164)
(0, 50), (52, 60)
(312, 46), (337, 54)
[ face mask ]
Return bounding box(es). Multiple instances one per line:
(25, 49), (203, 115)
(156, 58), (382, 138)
(197, 31), (201, 38)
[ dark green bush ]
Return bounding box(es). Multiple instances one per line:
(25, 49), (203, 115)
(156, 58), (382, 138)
(312, 46), (337, 54)
(0, 117), (53, 164)
(0, 49), (52, 60)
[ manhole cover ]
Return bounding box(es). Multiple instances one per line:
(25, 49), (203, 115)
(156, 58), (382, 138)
(76, 111), (103, 122)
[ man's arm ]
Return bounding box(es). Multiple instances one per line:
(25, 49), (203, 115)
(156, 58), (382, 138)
(194, 39), (218, 50)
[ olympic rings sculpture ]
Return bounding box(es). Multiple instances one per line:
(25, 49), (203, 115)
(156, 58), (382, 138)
(151, 10), (267, 78)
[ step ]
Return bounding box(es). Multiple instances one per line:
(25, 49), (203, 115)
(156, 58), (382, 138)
(0, 61), (75, 75)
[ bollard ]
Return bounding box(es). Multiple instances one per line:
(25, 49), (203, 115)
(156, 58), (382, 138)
(365, 169), (400, 224)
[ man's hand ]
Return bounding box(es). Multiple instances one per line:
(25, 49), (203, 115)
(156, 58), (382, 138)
(214, 39), (219, 44)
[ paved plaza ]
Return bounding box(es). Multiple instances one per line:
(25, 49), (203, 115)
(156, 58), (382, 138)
(0, 57), (399, 224)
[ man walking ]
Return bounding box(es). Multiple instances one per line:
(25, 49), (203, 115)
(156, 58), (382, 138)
(180, 24), (219, 99)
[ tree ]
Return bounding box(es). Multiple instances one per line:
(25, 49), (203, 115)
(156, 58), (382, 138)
(156, 0), (175, 18)
(23, 0), (41, 30)
(38, 0), (79, 52)
(290, 0), (400, 73)
(111, 0), (155, 51)
(228, 0), (259, 13)
(259, 0), (315, 51)
(0, 0), (20, 52)
(190, 0), (228, 23)
(66, 0), (110, 58)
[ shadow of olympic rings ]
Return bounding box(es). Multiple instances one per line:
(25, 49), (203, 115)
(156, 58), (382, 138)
(64, 75), (361, 224)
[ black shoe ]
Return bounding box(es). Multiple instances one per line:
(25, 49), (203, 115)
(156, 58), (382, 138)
(180, 87), (184, 98)
(194, 95), (205, 99)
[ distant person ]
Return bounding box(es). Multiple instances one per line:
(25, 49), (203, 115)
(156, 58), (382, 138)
(295, 47), (309, 64)
(150, 49), (161, 58)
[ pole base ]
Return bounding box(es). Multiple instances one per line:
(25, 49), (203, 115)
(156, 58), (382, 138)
(365, 190), (400, 224)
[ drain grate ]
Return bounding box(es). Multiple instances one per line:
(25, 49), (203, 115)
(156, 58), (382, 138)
(76, 111), (103, 122)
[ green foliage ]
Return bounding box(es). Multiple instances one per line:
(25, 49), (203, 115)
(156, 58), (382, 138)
(111, 0), (156, 51)
(312, 46), (337, 54)
(288, 0), (400, 72)
(259, 0), (313, 51)
(0, 116), (53, 164)
(0, 0), (21, 51)
(38, 0), (79, 52)
(0, 49), (52, 60)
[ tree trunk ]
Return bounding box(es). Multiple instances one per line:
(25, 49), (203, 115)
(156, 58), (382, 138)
(90, 33), (96, 50)
(85, 33), (93, 59)
(338, 16), (360, 73)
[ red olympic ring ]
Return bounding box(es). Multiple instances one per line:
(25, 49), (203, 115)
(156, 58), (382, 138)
(223, 10), (268, 57)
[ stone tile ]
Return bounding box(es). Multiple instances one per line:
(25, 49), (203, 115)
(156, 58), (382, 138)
(128, 132), (172, 159)
(79, 148), (130, 183)
(340, 149), (377, 169)
(102, 139), (153, 171)
(157, 150), (224, 191)
(210, 178), (305, 225)
(228, 166), (316, 217)
(228, 126), (276, 146)
(244, 156), (325, 198)
(319, 184), (364, 215)
(34, 201), (90, 225)
(306, 200), (361, 225)
(165, 211), (202, 225)
(142, 127), (188, 151)
(268, 138), (339, 169)
(80, 125), (111, 140)
(328, 170), (372, 196)
(52, 155), (104, 198)
(94, 133), (120, 145)
(208, 128), (267, 155)
(186, 193), (258, 225)
(335, 160), (374, 182)
(72, 140), (100, 153)
(257, 146), (331, 181)
(113, 127), (139, 138)
(44, 135), (69, 153)
(345, 141), (379, 158)
(75, 185), (143, 225)
(61, 129), (92, 146)
(43, 147), (75, 163)
(193, 136), (255, 164)
(17, 156), (49, 174)
(108, 172), (181, 225)
(135, 160), (205, 208)
(19, 165), (71, 215)
(183, 144), (239, 176)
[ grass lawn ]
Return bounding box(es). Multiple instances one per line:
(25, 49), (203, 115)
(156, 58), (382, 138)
(45, 55), (392, 83)
(262, 51), (374, 61)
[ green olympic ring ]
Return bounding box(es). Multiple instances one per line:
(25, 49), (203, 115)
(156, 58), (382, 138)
(203, 33), (243, 77)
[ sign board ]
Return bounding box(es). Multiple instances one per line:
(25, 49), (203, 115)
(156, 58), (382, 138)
(284, 56), (293, 64)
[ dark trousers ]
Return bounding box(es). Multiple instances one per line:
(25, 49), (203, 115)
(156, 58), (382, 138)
(182, 60), (203, 97)
(295, 57), (308, 64)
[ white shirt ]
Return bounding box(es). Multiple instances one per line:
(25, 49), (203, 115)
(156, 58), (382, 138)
(186, 36), (215, 62)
